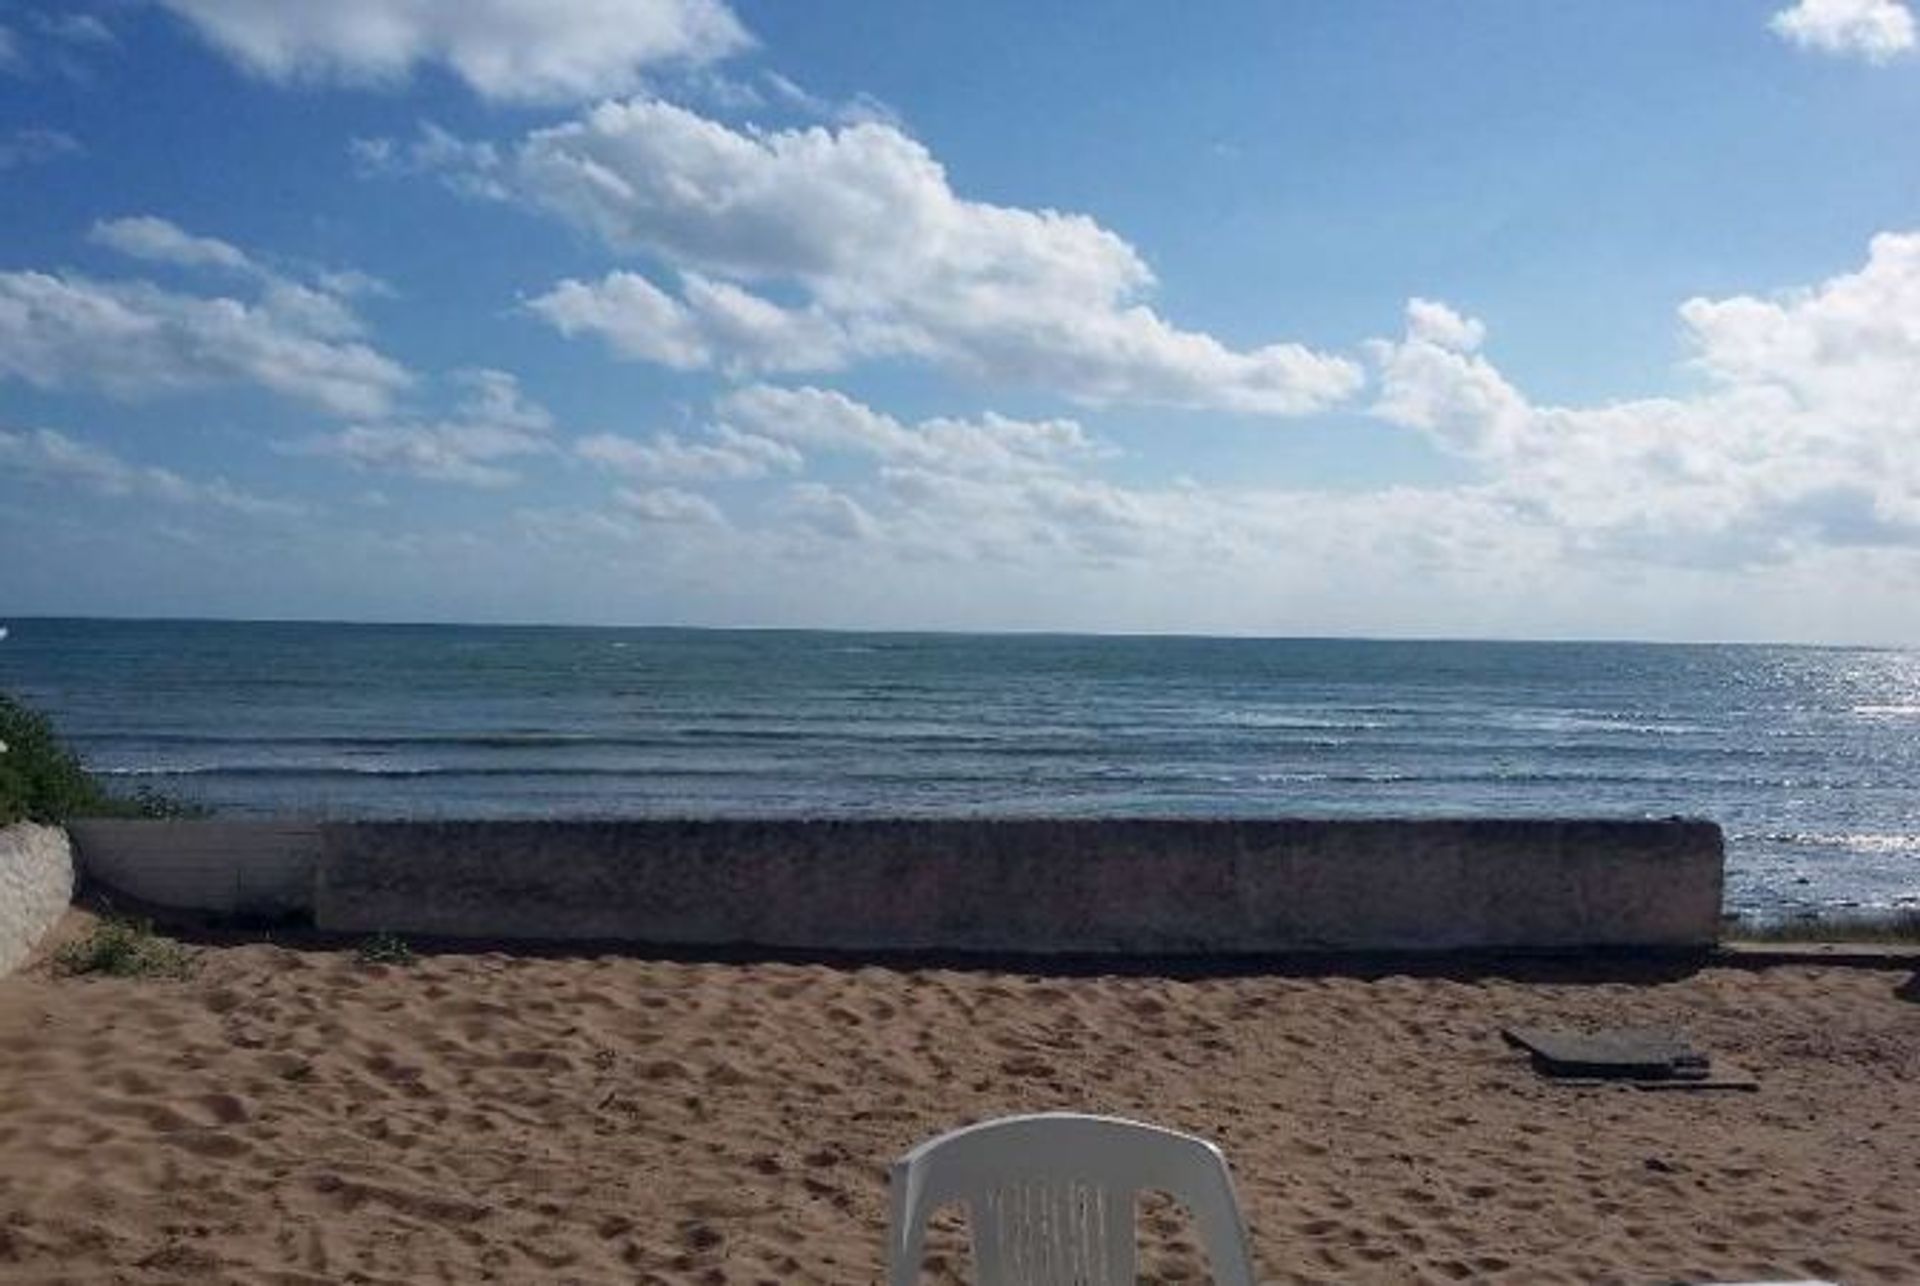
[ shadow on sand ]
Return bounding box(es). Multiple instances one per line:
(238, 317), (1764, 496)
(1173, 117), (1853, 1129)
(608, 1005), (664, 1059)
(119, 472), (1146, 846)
(73, 884), (1722, 988)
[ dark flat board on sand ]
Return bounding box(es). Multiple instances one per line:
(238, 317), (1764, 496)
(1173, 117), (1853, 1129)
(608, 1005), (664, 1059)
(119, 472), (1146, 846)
(1502, 1026), (1758, 1091)
(1502, 1026), (1700, 1076)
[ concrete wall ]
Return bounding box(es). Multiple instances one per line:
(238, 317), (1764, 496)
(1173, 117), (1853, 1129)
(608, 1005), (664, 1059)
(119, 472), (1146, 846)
(67, 820), (319, 920)
(0, 823), (74, 975)
(74, 817), (1723, 955)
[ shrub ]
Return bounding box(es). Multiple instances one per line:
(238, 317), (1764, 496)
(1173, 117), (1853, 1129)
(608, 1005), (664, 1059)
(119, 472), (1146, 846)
(356, 932), (417, 967)
(53, 915), (197, 979)
(0, 693), (108, 825)
(0, 691), (208, 825)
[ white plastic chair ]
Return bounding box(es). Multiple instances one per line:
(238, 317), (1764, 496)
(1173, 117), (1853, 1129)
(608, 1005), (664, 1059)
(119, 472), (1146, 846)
(886, 1113), (1258, 1286)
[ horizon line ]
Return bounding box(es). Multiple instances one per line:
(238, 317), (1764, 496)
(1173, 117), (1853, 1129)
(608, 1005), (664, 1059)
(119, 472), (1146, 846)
(0, 612), (1897, 651)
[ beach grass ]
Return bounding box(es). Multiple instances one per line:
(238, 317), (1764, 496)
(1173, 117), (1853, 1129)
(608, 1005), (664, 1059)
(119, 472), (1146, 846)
(52, 915), (197, 980)
(1726, 907), (1920, 946)
(355, 932), (417, 968)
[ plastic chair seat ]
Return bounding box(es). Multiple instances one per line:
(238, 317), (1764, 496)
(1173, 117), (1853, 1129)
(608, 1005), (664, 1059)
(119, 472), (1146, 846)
(887, 1113), (1257, 1286)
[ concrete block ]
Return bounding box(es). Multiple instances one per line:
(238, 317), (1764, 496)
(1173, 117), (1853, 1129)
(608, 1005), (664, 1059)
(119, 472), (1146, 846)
(313, 817), (1723, 954)
(0, 823), (74, 975)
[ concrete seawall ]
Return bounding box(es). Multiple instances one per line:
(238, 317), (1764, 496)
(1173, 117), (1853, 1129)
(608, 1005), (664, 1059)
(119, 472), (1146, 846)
(68, 817), (1724, 956)
(1, 822), (74, 976)
(69, 820), (319, 920)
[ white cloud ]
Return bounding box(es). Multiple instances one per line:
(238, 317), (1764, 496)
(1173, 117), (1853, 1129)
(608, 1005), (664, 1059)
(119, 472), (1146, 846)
(577, 423), (800, 481)
(1368, 231), (1920, 562)
(313, 422), (534, 487)
(0, 127), (80, 169)
(87, 217), (397, 335)
(351, 126), (498, 190)
(1365, 304), (1530, 459)
(702, 405), (1525, 578)
(785, 482), (881, 542)
(0, 425), (302, 516)
(569, 385), (1166, 564)
(761, 72), (901, 129)
(615, 485), (725, 525)
(156, 0), (749, 102)
(316, 268), (395, 301)
(0, 268), (410, 416)
(538, 227), (1920, 616)
(1403, 297), (1486, 353)
(530, 273), (707, 369)
(1771, 0), (1916, 61)
(574, 380), (1107, 500)
(87, 214), (378, 341)
(0, 26), (23, 74)
(716, 384), (1108, 477)
(532, 270), (855, 375)
(89, 215), (253, 272)
(449, 367), (553, 432)
(413, 100), (1360, 414)
(302, 368), (555, 487)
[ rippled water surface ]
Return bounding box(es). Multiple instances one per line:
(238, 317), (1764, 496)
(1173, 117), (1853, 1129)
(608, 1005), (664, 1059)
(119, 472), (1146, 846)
(6, 619), (1918, 914)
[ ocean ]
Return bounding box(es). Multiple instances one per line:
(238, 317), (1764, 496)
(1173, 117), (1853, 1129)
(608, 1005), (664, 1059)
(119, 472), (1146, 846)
(3, 618), (1916, 917)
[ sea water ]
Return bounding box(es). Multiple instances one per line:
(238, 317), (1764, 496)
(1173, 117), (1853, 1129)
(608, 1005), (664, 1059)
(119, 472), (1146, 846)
(4, 618), (1917, 916)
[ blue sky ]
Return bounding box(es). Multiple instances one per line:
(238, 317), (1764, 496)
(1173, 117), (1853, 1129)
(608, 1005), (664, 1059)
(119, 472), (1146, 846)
(4, 0), (1920, 641)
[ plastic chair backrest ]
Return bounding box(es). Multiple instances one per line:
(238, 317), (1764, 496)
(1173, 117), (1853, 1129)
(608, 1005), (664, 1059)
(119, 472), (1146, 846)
(886, 1113), (1257, 1286)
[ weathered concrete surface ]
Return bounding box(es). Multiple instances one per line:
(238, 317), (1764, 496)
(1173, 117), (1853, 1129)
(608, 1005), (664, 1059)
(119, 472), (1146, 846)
(0, 823), (74, 975)
(69, 820), (319, 919)
(63, 817), (1724, 954)
(313, 818), (1724, 954)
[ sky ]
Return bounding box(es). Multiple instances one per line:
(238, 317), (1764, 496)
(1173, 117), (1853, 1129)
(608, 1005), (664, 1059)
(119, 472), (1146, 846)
(4, 0), (1920, 643)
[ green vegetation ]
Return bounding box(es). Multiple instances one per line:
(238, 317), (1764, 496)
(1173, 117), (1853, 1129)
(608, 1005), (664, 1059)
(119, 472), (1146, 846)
(53, 915), (197, 979)
(1727, 908), (1920, 946)
(356, 932), (417, 967)
(0, 693), (108, 825)
(1, 691), (206, 826)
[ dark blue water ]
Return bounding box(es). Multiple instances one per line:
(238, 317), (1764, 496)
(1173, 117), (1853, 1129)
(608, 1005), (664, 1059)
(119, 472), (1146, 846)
(4, 619), (1917, 915)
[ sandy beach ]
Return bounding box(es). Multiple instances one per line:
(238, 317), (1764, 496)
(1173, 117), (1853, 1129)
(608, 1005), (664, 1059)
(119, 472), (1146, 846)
(1, 915), (1916, 1284)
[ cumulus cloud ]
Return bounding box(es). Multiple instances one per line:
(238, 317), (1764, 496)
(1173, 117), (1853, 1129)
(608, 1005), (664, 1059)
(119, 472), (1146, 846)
(90, 215), (253, 272)
(1368, 231), (1920, 562)
(1, 215), (411, 414)
(684, 392), (1510, 575)
(0, 425), (302, 516)
(349, 124), (508, 198)
(87, 214), (383, 342)
(545, 230), (1920, 599)
(577, 423), (800, 481)
(531, 271), (854, 375)
(784, 482), (882, 542)
(563, 384), (1158, 563)
(0, 267), (410, 417)
(156, 0), (749, 102)
(1771, 0), (1916, 61)
(302, 369), (555, 487)
(1365, 300), (1530, 458)
(715, 384), (1108, 477)
(615, 485), (725, 525)
(402, 101), (1361, 414)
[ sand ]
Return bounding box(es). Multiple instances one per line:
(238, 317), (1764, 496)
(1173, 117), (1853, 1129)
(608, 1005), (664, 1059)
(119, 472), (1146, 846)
(1, 916), (1916, 1284)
